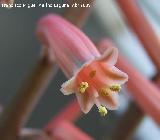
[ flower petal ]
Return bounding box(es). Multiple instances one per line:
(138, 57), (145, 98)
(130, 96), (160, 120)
(75, 90), (95, 113)
(98, 93), (119, 110)
(60, 77), (76, 95)
(98, 47), (118, 66)
(106, 66), (128, 84)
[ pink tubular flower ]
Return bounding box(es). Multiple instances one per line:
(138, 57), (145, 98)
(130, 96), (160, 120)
(36, 14), (128, 116)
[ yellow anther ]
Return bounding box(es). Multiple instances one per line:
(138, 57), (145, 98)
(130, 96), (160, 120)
(79, 82), (89, 94)
(110, 84), (121, 92)
(98, 106), (108, 117)
(99, 87), (110, 96)
(89, 70), (96, 78)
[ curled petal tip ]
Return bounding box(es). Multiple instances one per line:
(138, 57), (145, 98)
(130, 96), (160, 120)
(98, 47), (118, 66)
(60, 77), (76, 95)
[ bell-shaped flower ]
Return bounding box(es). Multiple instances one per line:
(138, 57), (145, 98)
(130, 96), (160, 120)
(36, 14), (128, 116)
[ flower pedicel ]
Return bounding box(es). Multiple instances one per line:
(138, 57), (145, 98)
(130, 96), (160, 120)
(37, 14), (128, 116)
